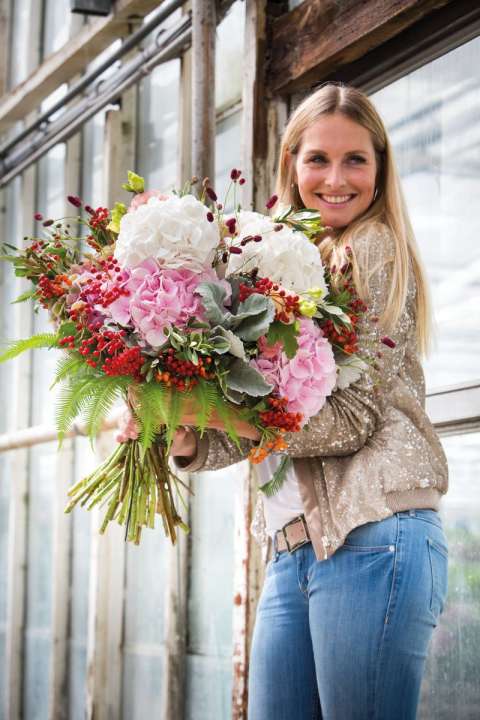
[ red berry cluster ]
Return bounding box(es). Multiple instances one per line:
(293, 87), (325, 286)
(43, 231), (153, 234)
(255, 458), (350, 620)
(238, 277), (300, 322)
(155, 348), (215, 391)
(259, 397), (303, 433)
(77, 328), (127, 367)
(103, 346), (143, 378)
(321, 268), (368, 354)
(88, 207), (110, 230)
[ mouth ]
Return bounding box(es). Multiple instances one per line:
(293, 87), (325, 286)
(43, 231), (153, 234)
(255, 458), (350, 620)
(315, 193), (357, 207)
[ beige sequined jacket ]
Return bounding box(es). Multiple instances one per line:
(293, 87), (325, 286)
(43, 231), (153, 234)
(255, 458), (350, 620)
(179, 221), (449, 562)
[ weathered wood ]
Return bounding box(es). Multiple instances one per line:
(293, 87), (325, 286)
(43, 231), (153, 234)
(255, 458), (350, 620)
(191, 0), (216, 183)
(0, 0), (11, 97)
(268, 0), (455, 94)
(0, 0), (159, 130)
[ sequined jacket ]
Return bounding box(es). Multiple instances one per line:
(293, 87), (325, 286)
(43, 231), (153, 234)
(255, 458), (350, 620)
(178, 221), (449, 562)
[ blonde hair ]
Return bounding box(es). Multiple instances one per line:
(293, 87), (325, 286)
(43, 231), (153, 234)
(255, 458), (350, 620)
(275, 83), (431, 355)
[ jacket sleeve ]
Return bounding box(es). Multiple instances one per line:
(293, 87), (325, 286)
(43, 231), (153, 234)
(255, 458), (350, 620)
(282, 221), (415, 457)
(173, 221), (415, 470)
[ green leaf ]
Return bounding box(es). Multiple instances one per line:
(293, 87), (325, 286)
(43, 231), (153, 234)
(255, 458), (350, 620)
(0, 333), (59, 363)
(58, 321), (77, 339)
(107, 201), (127, 233)
(12, 289), (37, 304)
(225, 358), (273, 396)
(165, 389), (185, 451)
(259, 456), (292, 497)
(266, 321), (299, 359)
(196, 282), (230, 326)
(127, 171), (145, 193)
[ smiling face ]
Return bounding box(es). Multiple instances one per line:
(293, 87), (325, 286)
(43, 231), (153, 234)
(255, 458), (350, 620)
(294, 113), (378, 229)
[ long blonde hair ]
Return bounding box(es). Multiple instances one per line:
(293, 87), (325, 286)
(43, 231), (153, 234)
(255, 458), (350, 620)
(275, 83), (431, 355)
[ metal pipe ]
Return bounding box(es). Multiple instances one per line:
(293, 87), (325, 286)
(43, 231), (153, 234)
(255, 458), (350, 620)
(0, 0), (184, 157)
(0, 18), (192, 187)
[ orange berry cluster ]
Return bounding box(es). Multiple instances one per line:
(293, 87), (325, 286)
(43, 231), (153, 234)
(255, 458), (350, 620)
(249, 434), (289, 464)
(37, 273), (71, 305)
(155, 348), (215, 391)
(321, 319), (359, 355)
(258, 397), (303, 433)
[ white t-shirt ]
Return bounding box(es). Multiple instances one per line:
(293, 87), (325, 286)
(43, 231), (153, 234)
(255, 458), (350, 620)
(255, 454), (304, 538)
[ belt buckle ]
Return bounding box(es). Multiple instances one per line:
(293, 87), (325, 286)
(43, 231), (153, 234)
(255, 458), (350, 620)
(282, 514), (310, 553)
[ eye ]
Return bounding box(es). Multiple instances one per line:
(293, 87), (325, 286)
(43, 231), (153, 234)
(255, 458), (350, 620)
(347, 155), (367, 164)
(309, 155), (328, 164)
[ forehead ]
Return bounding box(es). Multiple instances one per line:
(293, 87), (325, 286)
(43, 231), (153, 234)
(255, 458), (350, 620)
(299, 114), (374, 154)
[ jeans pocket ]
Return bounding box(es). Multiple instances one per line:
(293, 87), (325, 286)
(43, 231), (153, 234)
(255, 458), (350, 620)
(427, 537), (449, 622)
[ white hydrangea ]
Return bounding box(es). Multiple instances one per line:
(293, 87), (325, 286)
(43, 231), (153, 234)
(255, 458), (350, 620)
(226, 211), (327, 294)
(114, 194), (220, 270)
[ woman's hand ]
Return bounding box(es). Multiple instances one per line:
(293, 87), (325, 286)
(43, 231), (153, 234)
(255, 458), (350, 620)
(115, 406), (140, 443)
(180, 408), (261, 441)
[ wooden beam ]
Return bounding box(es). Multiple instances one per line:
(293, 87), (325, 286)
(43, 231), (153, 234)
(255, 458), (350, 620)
(268, 0), (455, 94)
(0, 0), (159, 130)
(191, 0), (216, 182)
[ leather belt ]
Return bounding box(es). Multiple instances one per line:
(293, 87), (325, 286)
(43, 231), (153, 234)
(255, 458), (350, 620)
(274, 514), (311, 554)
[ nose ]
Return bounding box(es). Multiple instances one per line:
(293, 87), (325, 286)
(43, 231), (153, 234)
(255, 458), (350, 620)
(324, 163), (346, 189)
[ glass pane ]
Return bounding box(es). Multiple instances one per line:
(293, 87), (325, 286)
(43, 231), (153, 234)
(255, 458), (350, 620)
(216, 2), (245, 110)
(121, 531), (170, 720)
(42, 0), (71, 56)
(371, 36), (480, 390)
(137, 60), (180, 191)
(23, 147), (65, 718)
(8, 0), (36, 87)
(419, 432), (480, 718)
(185, 466), (240, 720)
(215, 111), (242, 209)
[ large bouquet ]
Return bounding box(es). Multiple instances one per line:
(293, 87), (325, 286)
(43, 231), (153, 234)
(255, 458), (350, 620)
(0, 170), (377, 545)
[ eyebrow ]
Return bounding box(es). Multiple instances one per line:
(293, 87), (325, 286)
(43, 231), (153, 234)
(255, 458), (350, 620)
(304, 149), (369, 155)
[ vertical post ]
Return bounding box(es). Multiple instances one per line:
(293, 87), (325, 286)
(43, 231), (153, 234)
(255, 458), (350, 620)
(48, 90), (83, 718)
(4, 1), (43, 715)
(85, 78), (137, 720)
(191, 0), (216, 183)
(231, 2), (289, 717)
(0, 0), (11, 97)
(162, 11), (192, 715)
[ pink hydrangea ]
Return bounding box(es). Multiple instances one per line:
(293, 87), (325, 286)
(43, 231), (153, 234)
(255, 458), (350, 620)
(107, 259), (223, 347)
(251, 318), (337, 424)
(128, 190), (169, 212)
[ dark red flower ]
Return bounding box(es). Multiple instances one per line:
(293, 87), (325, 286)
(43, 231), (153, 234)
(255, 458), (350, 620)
(42, 219), (54, 227)
(67, 195), (82, 207)
(266, 194), (278, 209)
(381, 336), (396, 349)
(34, 212), (43, 221)
(206, 187), (217, 202)
(206, 211), (214, 222)
(239, 178), (246, 185)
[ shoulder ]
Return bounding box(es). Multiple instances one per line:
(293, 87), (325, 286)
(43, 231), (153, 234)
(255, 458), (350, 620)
(349, 220), (396, 276)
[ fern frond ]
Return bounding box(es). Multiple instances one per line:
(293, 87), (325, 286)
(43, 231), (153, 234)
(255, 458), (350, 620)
(165, 389), (185, 450)
(0, 333), (58, 363)
(55, 374), (100, 443)
(137, 382), (170, 451)
(51, 353), (89, 389)
(82, 375), (130, 443)
(214, 395), (241, 450)
(191, 380), (220, 436)
(259, 456), (291, 497)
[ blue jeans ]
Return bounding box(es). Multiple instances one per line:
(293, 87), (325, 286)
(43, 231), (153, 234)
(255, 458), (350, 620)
(248, 509), (448, 720)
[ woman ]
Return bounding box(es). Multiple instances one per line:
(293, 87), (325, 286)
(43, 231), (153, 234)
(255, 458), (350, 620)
(125, 83), (449, 719)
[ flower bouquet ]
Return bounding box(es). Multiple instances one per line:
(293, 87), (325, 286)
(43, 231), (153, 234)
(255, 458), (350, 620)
(0, 170), (373, 545)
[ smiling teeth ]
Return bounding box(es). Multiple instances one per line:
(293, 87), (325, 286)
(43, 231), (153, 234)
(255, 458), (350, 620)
(320, 195), (353, 203)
